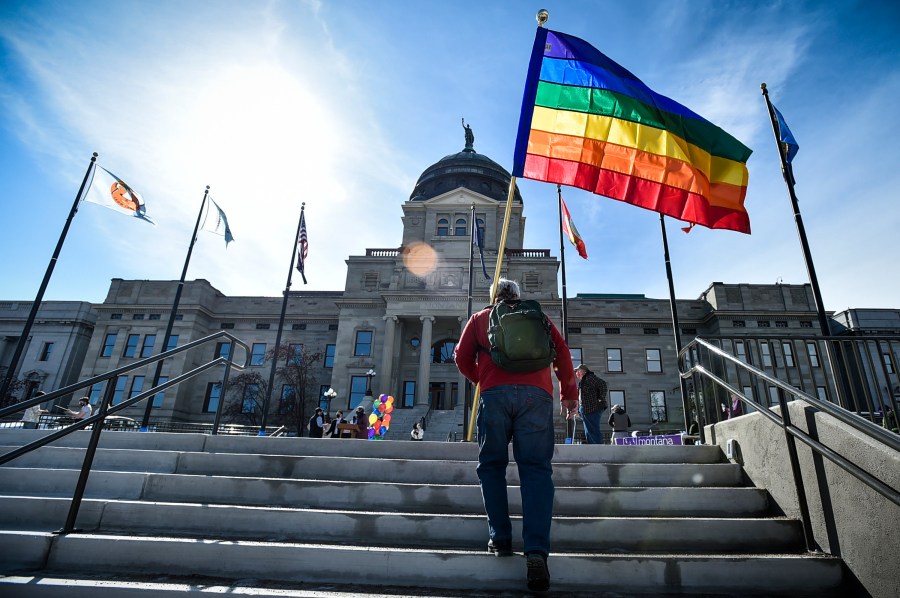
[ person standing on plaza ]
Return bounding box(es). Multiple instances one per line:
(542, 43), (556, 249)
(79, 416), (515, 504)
(608, 404), (632, 443)
(307, 408), (324, 438)
(455, 278), (578, 592)
(574, 364), (608, 444)
(353, 406), (368, 440)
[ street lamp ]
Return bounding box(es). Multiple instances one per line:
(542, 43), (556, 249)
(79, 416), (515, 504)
(365, 369), (376, 394)
(323, 387), (337, 414)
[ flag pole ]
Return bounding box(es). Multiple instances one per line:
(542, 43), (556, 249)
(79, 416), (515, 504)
(658, 214), (690, 432)
(140, 186), (210, 431)
(556, 185), (570, 345)
(466, 177), (516, 441)
(0, 153), (97, 403)
(760, 83), (848, 407)
(259, 202), (305, 436)
(463, 203), (478, 440)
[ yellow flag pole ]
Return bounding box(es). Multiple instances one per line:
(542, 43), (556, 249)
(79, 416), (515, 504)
(466, 175), (518, 441)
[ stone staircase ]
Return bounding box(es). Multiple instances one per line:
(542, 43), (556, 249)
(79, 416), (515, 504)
(0, 429), (846, 596)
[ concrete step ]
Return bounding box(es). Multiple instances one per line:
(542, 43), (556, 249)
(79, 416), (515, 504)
(0, 468), (771, 516)
(0, 429), (729, 463)
(0, 496), (803, 553)
(2, 446), (745, 487)
(0, 531), (844, 596)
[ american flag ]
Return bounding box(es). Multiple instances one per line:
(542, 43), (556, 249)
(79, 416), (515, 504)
(296, 209), (308, 283)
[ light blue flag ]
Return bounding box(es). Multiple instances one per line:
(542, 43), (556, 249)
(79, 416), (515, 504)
(202, 197), (234, 246)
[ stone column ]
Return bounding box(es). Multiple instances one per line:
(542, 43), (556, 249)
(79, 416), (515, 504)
(416, 316), (434, 406)
(380, 315), (398, 396)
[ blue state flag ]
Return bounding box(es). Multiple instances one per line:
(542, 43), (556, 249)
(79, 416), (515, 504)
(773, 104), (799, 163)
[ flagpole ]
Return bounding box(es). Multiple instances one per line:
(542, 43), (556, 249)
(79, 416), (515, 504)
(556, 185), (570, 345)
(466, 176), (516, 441)
(259, 202), (305, 436)
(139, 186), (210, 431)
(463, 204), (478, 440)
(0, 153), (97, 403)
(761, 83), (848, 407)
(658, 214), (690, 432)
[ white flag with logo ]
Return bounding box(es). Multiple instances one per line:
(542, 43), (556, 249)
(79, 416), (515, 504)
(83, 165), (155, 225)
(201, 197), (234, 246)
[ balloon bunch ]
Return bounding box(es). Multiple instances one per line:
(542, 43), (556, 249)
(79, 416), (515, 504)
(367, 394), (395, 440)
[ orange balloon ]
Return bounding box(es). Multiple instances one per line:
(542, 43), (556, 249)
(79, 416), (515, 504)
(385, 404), (394, 413)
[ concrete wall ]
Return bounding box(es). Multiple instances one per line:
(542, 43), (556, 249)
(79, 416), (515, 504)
(706, 403), (900, 598)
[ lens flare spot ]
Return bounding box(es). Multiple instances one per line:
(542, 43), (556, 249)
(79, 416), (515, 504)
(692, 472), (704, 485)
(403, 242), (439, 277)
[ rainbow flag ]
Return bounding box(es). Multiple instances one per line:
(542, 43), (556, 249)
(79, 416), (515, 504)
(513, 28), (752, 234)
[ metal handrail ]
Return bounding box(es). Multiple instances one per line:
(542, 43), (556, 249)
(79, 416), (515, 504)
(0, 330), (250, 533)
(679, 337), (900, 508)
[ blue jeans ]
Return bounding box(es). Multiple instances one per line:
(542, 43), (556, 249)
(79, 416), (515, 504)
(579, 404), (604, 444)
(476, 385), (555, 557)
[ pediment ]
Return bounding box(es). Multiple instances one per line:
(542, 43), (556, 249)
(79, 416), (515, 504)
(423, 188), (496, 207)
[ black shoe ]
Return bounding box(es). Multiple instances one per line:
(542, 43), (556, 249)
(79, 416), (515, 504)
(526, 552), (550, 592)
(487, 539), (513, 557)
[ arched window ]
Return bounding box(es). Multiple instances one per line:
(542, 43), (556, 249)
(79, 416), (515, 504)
(437, 218), (449, 236)
(431, 339), (457, 364)
(455, 218), (467, 236)
(476, 218), (486, 242)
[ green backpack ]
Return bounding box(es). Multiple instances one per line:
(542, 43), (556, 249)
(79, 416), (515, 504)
(487, 300), (556, 373)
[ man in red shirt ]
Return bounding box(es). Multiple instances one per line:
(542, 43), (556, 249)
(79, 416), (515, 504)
(455, 278), (577, 592)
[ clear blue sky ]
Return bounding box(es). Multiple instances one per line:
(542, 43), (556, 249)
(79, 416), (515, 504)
(1, 1), (898, 312)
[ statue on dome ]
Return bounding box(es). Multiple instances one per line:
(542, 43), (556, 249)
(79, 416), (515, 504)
(462, 118), (474, 149)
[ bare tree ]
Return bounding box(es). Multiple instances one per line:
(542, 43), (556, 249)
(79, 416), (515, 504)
(266, 343), (323, 435)
(222, 371), (267, 427)
(0, 367), (24, 409)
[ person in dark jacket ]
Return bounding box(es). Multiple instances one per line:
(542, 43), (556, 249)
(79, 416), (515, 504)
(352, 406), (368, 440)
(575, 364), (608, 444)
(308, 408), (324, 438)
(608, 404), (631, 444)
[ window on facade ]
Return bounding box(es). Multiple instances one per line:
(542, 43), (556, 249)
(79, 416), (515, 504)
(607, 348), (623, 372)
(799, 321), (813, 328)
(816, 386), (828, 401)
(140, 334), (156, 358)
(213, 342), (230, 360)
(760, 343), (773, 368)
(111, 376), (127, 405)
(609, 390), (626, 410)
(569, 347), (582, 367)
(203, 383), (221, 413)
(643, 328), (659, 335)
(250, 343), (266, 366)
(733, 320), (746, 327)
(431, 340), (457, 364)
(174, 314), (183, 321)
(437, 218), (449, 236)
(153, 376), (167, 407)
(768, 386), (780, 406)
(883, 353), (896, 375)
(324, 344), (336, 368)
(291, 323), (306, 330)
(329, 324), (338, 331)
(279, 385), (296, 414)
(735, 340), (748, 363)
(782, 342), (795, 367)
(775, 321), (788, 328)
(110, 313), (122, 320)
(288, 343), (304, 366)
(129, 376), (145, 402)
(805, 342), (819, 367)
(403, 381), (416, 408)
(149, 314), (161, 320)
(646, 349), (662, 373)
(454, 218), (467, 236)
(220, 322), (235, 329)
(477, 218), (485, 241)
(682, 328), (697, 335)
(349, 376), (368, 409)
(165, 335), (179, 352)
(757, 320), (771, 328)
(567, 327), (582, 335)
(89, 383), (103, 405)
(132, 314), (144, 320)
(123, 334), (140, 358)
(318, 385), (331, 411)
(605, 327), (620, 335)
(39, 342), (53, 361)
(650, 390), (667, 423)
(354, 331), (373, 356)
(101, 333), (117, 357)
(256, 323), (270, 330)
(242, 384), (260, 413)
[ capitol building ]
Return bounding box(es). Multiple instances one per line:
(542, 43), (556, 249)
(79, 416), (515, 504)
(3, 132), (895, 436)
